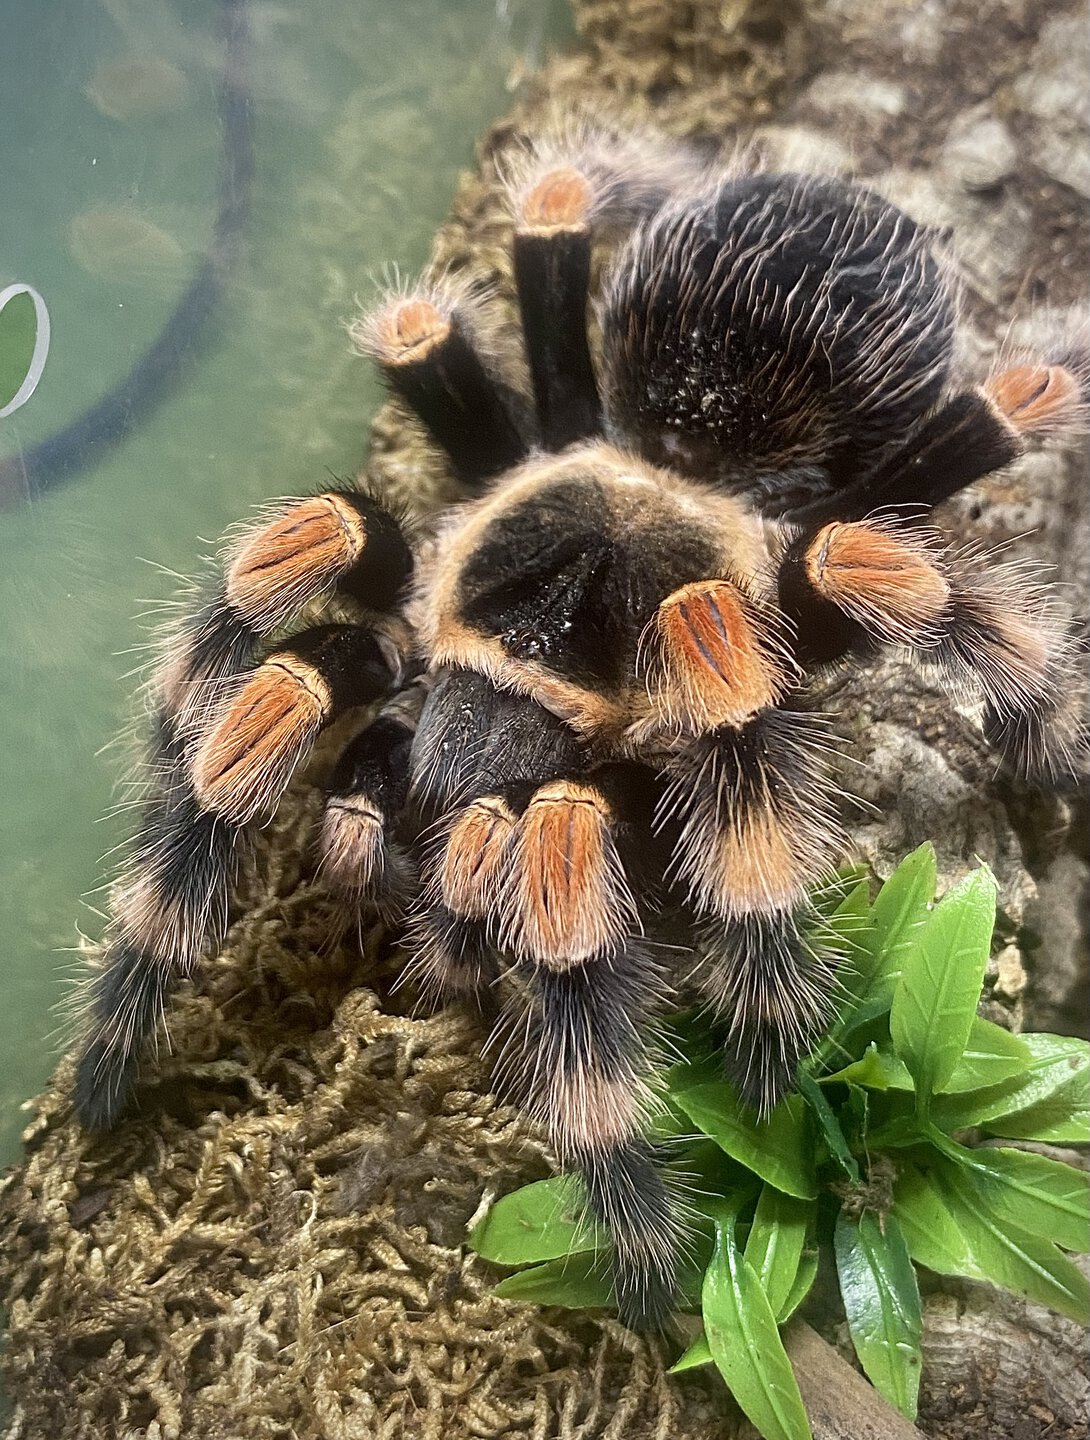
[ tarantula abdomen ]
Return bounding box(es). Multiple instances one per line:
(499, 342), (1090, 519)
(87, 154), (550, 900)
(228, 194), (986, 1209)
(602, 173), (957, 501)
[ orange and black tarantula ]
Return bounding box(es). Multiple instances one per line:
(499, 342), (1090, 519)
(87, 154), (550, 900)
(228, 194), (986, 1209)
(75, 125), (1087, 1330)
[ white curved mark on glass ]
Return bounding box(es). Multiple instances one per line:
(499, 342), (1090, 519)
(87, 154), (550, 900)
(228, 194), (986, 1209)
(0, 283), (51, 419)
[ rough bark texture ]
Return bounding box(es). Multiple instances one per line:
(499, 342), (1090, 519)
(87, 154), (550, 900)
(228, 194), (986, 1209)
(1, 1), (1086, 1438)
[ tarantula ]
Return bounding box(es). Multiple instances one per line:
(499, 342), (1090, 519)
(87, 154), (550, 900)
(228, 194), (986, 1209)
(75, 124), (1086, 1331)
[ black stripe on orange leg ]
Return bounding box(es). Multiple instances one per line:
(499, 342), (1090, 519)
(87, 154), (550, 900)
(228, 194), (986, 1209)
(356, 292), (526, 489)
(503, 780), (635, 967)
(192, 624), (396, 825)
(803, 521), (949, 646)
(439, 796), (517, 920)
(225, 491), (413, 633)
(644, 579), (788, 735)
(514, 167), (601, 449)
(778, 519), (950, 668)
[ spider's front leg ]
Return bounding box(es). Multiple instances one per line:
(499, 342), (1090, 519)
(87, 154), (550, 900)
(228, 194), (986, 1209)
(408, 668), (681, 1331)
(778, 515), (1088, 782)
(640, 578), (845, 1113)
(75, 489), (414, 1129)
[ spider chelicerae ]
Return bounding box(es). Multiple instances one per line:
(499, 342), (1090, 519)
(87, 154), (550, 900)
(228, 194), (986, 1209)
(75, 123), (1087, 1330)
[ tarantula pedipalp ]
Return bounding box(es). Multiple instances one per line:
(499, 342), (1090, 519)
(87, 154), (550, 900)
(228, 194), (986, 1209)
(74, 124), (1087, 1331)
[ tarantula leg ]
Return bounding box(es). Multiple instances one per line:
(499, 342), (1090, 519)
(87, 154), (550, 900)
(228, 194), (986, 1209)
(513, 168), (601, 449)
(191, 623), (397, 825)
(663, 709), (843, 1112)
(501, 777), (637, 967)
(794, 360), (1086, 523)
(778, 518), (950, 667)
(633, 577), (792, 738)
(158, 488), (413, 738)
(225, 490), (412, 632)
(781, 518), (1087, 780)
(74, 714), (243, 1129)
(405, 669), (584, 1000)
(493, 941), (680, 1331)
(319, 689), (422, 922)
(355, 285), (526, 489)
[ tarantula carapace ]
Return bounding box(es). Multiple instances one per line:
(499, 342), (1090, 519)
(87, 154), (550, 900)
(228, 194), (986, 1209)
(75, 125), (1086, 1330)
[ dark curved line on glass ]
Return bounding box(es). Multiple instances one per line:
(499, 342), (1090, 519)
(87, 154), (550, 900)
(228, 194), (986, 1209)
(0, 0), (253, 509)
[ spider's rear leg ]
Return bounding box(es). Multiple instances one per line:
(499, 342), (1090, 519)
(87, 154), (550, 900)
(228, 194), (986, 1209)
(778, 517), (1088, 782)
(642, 578), (844, 1112)
(74, 490), (413, 1129)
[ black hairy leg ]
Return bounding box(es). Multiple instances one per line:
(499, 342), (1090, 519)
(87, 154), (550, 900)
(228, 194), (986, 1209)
(779, 516), (1088, 781)
(663, 709), (844, 1112)
(318, 686), (423, 926)
(74, 488), (413, 1128)
(791, 358), (1088, 525)
(355, 283), (529, 491)
(409, 668), (681, 1329)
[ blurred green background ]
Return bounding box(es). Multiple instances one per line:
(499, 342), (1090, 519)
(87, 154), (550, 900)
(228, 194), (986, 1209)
(0, 0), (571, 1166)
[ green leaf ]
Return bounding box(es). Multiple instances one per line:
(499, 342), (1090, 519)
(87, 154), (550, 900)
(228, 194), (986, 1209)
(702, 1216), (813, 1440)
(469, 1176), (600, 1265)
(825, 1018), (1029, 1097)
(744, 1185), (812, 1316)
(823, 1043), (912, 1092)
(871, 844), (938, 967)
(669, 1333), (714, 1374)
(797, 1070), (860, 1179)
(0, 288), (39, 410)
(943, 1018), (1031, 1093)
(890, 867), (997, 1110)
(492, 1251), (613, 1309)
(779, 1251), (819, 1322)
(932, 1142), (1090, 1255)
(834, 1210), (923, 1420)
(895, 1157), (1090, 1323)
(930, 1032), (1090, 1141)
(893, 1161), (992, 1283)
(672, 1087), (817, 1199)
(672, 1248), (819, 1378)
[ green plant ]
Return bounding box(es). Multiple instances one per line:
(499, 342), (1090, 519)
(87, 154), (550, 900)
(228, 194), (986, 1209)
(467, 845), (1090, 1440)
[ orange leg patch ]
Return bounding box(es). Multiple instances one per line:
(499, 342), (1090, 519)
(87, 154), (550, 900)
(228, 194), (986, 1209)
(805, 521), (950, 644)
(367, 296), (451, 367)
(192, 656), (330, 824)
(507, 781), (633, 967)
(226, 495), (367, 629)
(649, 580), (785, 732)
(984, 364), (1081, 436)
(519, 166), (593, 235)
(541, 1067), (645, 1158)
(320, 796), (386, 894)
(440, 797), (517, 919)
(684, 808), (816, 920)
